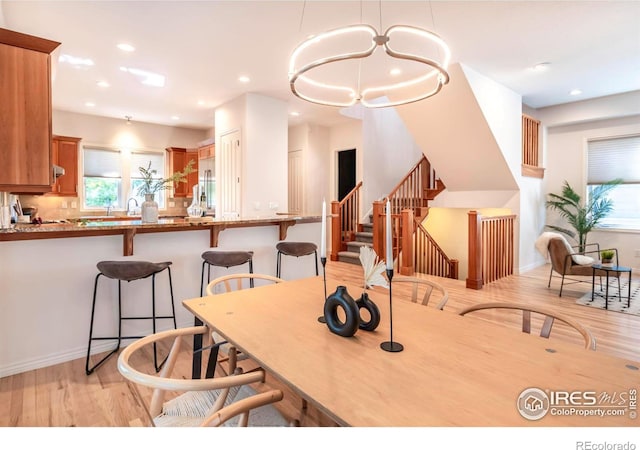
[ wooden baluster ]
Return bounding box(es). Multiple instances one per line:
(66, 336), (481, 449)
(372, 200), (385, 259)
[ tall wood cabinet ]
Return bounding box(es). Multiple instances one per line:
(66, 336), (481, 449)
(51, 135), (80, 196)
(166, 147), (199, 197)
(0, 28), (61, 193)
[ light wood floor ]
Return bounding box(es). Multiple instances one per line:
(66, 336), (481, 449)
(1, 261), (638, 427)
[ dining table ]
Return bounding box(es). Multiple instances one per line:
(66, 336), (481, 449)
(182, 276), (639, 426)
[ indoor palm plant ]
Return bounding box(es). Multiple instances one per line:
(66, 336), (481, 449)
(545, 179), (621, 253)
(137, 160), (195, 223)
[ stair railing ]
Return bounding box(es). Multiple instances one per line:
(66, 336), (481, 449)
(330, 181), (363, 261)
(408, 212), (459, 279)
(386, 155), (438, 220)
(466, 211), (516, 289)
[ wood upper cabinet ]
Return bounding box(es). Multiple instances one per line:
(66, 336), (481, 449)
(50, 135), (80, 196)
(166, 147), (199, 197)
(198, 144), (214, 160)
(0, 28), (61, 193)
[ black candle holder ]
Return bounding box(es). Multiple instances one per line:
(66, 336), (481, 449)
(380, 268), (403, 352)
(318, 256), (327, 323)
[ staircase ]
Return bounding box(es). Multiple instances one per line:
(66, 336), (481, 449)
(337, 216), (373, 265)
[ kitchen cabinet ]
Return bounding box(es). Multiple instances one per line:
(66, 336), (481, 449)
(167, 147), (199, 197)
(50, 135), (81, 196)
(198, 144), (215, 160)
(0, 28), (61, 193)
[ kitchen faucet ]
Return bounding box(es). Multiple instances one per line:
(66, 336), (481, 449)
(126, 198), (139, 216)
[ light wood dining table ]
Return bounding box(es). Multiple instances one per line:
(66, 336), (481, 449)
(182, 276), (639, 427)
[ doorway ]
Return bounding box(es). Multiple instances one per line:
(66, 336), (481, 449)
(337, 148), (356, 201)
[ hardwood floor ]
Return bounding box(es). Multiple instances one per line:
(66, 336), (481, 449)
(1, 260), (638, 427)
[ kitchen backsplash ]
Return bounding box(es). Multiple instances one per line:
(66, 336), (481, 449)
(18, 194), (191, 220)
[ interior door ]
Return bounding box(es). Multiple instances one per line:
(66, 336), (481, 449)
(218, 130), (241, 217)
(337, 148), (356, 201)
(288, 149), (303, 214)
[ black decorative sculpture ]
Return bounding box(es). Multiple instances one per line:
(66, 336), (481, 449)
(324, 286), (360, 337)
(356, 292), (380, 331)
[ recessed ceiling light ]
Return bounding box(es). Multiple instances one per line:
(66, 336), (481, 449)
(570, 89), (582, 96)
(532, 62), (550, 72)
(390, 68), (402, 76)
(117, 43), (135, 52)
(290, 111), (300, 117)
(96, 80), (110, 88)
(238, 76), (250, 83)
(197, 100), (206, 106)
(171, 115), (180, 120)
(85, 101), (95, 107)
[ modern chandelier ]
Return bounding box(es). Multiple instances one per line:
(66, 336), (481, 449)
(288, 18), (451, 109)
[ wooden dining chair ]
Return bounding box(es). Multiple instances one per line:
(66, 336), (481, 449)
(458, 302), (596, 350)
(392, 276), (449, 310)
(117, 325), (290, 426)
(205, 273), (284, 375)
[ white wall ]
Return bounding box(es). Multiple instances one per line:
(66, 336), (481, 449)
(215, 93), (288, 217)
(362, 106), (423, 212)
(543, 113), (640, 270)
(288, 123), (331, 215)
(53, 109), (206, 150)
(328, 120), (363, 214)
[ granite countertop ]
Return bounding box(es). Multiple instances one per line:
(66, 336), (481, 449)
(0, 214), (320, 235)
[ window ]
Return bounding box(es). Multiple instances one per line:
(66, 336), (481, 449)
(82, 147), (166, 211)
(587, 135), (640, 230)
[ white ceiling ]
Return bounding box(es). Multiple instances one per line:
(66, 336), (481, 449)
(2, 0), (639, 130)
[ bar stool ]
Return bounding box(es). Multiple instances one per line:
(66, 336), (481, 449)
(200, 250), (254, 295)
(85, 260), (176, 375)
(276, 242), (318, 278)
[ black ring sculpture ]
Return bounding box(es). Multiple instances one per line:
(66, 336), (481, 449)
(324, 286), (360, 337)
(356, 292), (381, 332)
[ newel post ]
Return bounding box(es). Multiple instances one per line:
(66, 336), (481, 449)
(466, 210), (483, 289)
(372, 200), (385, 259)
(330, 201), (341, 261)
(400, 209), (414, 276)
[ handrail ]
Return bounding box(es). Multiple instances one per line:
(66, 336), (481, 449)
(386, 155), (431, 218)
(330, 182), (363, 261)
(409, 214), (459, 279)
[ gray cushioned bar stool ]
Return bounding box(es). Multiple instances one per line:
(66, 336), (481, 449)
(85, 260), (176, 375)
(200, 250), (254, 295)
(194, 250), (254, 379)
(276, 242), (318, 278)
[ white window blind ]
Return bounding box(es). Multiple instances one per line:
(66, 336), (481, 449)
(587, 135), (640, 185)
(131, 152), (165, 178)
(84, 148), (122, 178)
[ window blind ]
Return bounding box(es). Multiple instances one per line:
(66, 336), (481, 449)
(587, 135), (640, 185)
(84, 148), (121, 178)
(131, 151), (165, 178)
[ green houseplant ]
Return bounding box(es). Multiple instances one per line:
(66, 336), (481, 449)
(600, 249), (615, 264)
(545, 179), (622, 252)
(137, 160), (195, 223)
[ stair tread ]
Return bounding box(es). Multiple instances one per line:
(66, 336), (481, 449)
(338, 251), (361, 258)
(355, 231), (373, 237)
(347, 241), (372, 247)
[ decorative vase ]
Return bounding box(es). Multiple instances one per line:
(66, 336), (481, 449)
(356, 292), (381, 332)
(324, 285), (360, 337)
(141, 193), (159, 223)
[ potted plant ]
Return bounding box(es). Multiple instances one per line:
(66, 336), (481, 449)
(545, 179), (621, 253)
(137, 160), (195, 223)
(600, 249), (615, 265)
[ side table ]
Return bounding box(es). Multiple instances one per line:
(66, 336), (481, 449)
(591, 264), (632, 310)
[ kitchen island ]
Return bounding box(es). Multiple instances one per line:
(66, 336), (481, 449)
(0, 214), (322, 377)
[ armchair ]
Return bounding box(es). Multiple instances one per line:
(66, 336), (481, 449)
(547, 237), (619, 297)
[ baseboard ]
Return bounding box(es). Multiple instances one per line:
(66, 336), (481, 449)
(0, 319), (193, 378)
(518, 260), (547, 275)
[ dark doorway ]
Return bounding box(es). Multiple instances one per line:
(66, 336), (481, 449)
(338, 148), (356, 201)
